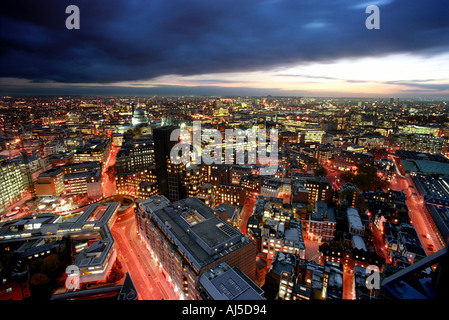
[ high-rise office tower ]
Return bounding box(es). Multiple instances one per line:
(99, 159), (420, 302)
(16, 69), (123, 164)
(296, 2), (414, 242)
(167, 160), (186, 202)
(153, 126), (178, 197)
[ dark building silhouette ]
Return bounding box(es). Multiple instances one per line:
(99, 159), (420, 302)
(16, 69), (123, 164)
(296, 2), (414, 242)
(153, 126), (178, 197)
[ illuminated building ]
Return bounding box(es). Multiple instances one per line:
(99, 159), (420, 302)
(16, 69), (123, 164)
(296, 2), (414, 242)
(167, 159), (186, 202)
(357, 132), (386, 149)
(291, 176), (333, 206)
(73, 138), (111, 165)
(319, 243), (346, 271)
(319, 243), (385, 275)
(196, 183), (216, 208)
(0, 156), (26, 212)
(67, 202), (120, 283)
(260, 179), (281, 198)
(205, 164), (231, 186)
(230, 165), (253, 184)
(136, 196), (257, 300)
(153, 126), (178, 197)
(315, 147), (338, 165)
(0, 202), (120, 298)
(116, 167), (158, 198)
(307, 202), (337, 242)
(112, 133), (124, 147)
(10, 154), (41, 190)
(279, 131), (298, 145)
(184, 165), (204, 198)
(250, 195), (305, 259)
(63, 169), (102, 198)
(260, 219), (305, 260)
(302, 129), (326, 144)
(264, 252), (343, 300)
(131, 103), (149, 127)
(263, 252), (298, 300)
(216, 184), (246, 207)
(240, 174), (263, 196)
(213, 107), (230, 118)
(115, 137), (154, 173)
(60, 161), (102, 197)
(61, 161), (102, 174)
(34, 167), (65, 197)
(331, 149), (374, 171)
(390, 133), (443, 155)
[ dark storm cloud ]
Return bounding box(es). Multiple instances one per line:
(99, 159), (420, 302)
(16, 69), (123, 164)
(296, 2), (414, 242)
(0, 0), (448, 84)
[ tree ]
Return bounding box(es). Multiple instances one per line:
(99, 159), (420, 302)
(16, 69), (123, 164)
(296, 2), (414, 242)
(41, 254), (60, 279)
(339, 187), (367, 213)
(340, 164), (390, 192)
(107, 259), (124, 283)
(105, 164), (117, 182)
(314, 166), (328, 177)
(30, 273), (52, 300)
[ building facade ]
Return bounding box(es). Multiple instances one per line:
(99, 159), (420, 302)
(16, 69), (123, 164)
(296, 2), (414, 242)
(136, 196), (257, 300)
(0, 157), (26, 212)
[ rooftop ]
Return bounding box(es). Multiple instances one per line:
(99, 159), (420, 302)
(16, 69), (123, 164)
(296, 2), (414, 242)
(347, 207), (364, 231)
(145, 196), (249, 271)
(199, 262), (264, 300)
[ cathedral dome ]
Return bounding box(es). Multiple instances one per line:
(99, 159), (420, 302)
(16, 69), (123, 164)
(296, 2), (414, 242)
(131, 103), (149, 127)
(133, 106), (144, 116)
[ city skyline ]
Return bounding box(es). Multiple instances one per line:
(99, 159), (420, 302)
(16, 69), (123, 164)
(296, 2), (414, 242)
(0, 0), (448, 306)
(1, 0), (448, 98)
(0, 94), (448, 302)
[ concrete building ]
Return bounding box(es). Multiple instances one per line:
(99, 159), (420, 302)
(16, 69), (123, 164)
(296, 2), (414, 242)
(115, 137), (154, 173)
(197, 262), (264, 300)
(73, 138), (111, 165)
(136, 196), (257, 300)
(63, 169), (102, 198)
(308, 202), (337, 243)
(261, 219), (305, 260)
(0, 202), (120, 292)
(34, 167), (65, 197)
(0, 156), (26, 212)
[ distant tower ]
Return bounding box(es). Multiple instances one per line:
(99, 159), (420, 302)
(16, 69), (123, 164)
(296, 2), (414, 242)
(214, 98), (222, 109)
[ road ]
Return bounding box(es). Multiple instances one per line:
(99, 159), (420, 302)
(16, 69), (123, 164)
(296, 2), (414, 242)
(390, 157), (443, 255)
(238, 196), (256, 235)
(111, 208), (180, 300)
(325, 166), (343, 191)
(389, 172), (442, 255)
(102, 145), (118, 198)
(343, 271), (355, 300)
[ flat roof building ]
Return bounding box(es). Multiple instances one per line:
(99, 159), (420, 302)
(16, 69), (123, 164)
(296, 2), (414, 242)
(197, 262), (264, 300)
(0, 202), (121, 289)
(347, 207), (365, 236)
(136, 195), (257, 300)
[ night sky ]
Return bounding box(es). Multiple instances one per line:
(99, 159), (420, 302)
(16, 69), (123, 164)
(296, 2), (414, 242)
(1, 0), (448, 97)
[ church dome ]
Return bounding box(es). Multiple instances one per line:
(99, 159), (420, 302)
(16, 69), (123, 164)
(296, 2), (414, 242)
(131, 103), (149, 127)
(134, 106), (144, 116)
